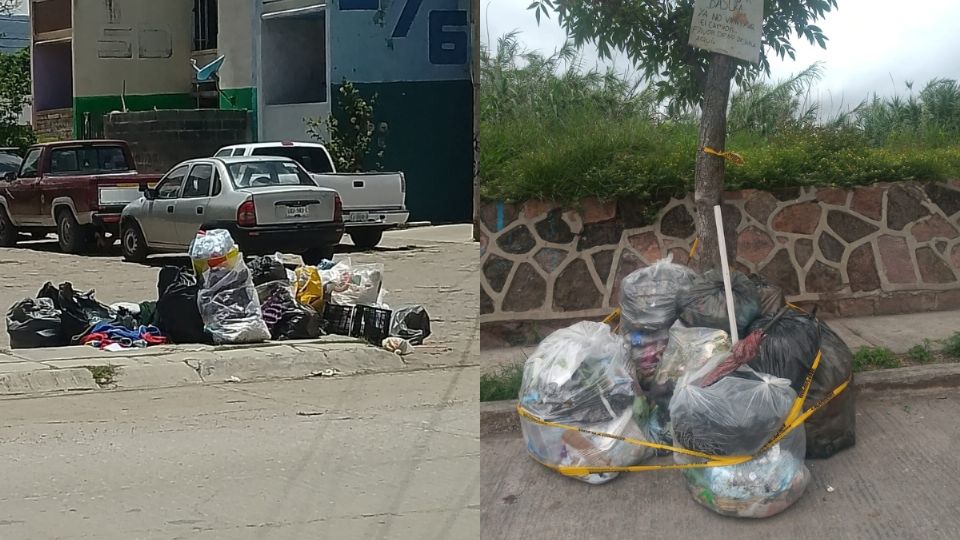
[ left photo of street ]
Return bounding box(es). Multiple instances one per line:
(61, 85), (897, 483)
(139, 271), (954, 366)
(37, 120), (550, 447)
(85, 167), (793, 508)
(0, 0), (480, 538)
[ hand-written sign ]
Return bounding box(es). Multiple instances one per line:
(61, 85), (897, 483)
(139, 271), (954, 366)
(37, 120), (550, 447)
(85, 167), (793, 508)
(688, 0), (763, 64)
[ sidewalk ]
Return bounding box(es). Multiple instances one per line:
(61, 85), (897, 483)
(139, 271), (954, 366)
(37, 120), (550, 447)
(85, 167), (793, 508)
(482, 387), (960, 540)
(482, 309), (960, 373)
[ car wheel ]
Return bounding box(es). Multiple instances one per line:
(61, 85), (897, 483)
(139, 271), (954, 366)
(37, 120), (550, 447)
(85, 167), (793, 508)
(121, 221), (150, 262)
(302, 246), (335, 266)
(57, 209), (90, 254)
(349, 228), (383, 250)
(0, 207), (17, 247)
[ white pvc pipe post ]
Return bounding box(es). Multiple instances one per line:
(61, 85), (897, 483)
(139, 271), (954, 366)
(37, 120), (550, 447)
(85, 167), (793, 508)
(713, 205), (739, 344)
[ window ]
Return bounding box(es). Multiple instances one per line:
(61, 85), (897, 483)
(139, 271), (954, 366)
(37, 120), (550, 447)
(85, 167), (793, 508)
(157, 166), (188, 199)
(19, 149), (42, 177)
(48, 147), (130, 175)
(232, 149), (246, 156)
(182, 164), (214, 198)
(212, 172), (222, 196)
(227, 160), (316, 189)
(193, 0), (218, 51)
(214, 149), (232, 158)
(252, 146), (334, 174)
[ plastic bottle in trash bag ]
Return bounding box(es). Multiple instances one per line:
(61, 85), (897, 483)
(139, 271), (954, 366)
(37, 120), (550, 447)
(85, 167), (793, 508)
(677, 269), (760, 336)
(519, 321), (656, 484)
(670, 354), (809, 518)
(747, 309), (856, 459)
(619, 256), (696, 333)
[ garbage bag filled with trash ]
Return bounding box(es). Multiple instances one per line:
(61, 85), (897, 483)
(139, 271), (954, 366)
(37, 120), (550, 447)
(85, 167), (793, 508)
(625, 327), (670, 387)
(258, 281), (322, 340)
(747, 309), (856, 459)
(648, 323), (731, 417)
(749, 274), (786, 317)
(249, 254), (288, 286)
(519, 321), (656, 484)
(677, 269), (760, 337)
(189, 229), (240, 275)
(6, 297), (66, 349)
(619, 257), (696, 333)
(670, 354), (809, 518)
(156, 266), (208, 344)
(320, 258), (384, 306)
(389, 305), (432, 345)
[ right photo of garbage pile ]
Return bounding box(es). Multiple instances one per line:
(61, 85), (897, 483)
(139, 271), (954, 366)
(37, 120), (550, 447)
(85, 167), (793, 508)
(479, 0), (960, 537)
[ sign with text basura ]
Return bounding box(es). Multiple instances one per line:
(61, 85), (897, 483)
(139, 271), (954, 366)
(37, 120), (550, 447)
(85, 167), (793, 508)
(688, 0), (762, 64)
(333, 0), (470, 83)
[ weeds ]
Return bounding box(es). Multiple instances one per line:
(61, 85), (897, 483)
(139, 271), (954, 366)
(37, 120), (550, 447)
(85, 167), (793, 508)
(852, 346), (899, 372)
(84, 365), (119, 386)
(943, 332), (960, 358)
(480, 363), (524, 402)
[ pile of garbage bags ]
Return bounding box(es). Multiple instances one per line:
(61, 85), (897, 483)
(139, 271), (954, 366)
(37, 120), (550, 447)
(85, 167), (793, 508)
(519, 255), (855, 518)
(5, 229), (432, 352)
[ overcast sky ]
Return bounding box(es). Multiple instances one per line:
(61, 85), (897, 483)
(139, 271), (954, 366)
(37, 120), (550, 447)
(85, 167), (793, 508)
(482, 0), (960, 114)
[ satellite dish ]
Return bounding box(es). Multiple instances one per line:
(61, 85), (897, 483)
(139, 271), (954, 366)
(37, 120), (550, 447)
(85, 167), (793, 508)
(191, 55), (225, 82)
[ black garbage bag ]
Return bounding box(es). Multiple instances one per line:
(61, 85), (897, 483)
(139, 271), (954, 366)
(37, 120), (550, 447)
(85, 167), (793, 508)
(749, 274), (786, 317)
(6, 297), (67, 349)
(747, 309), (856, 459)
(37, 281), (59, 305)
(677, 269), (760, 336)
(156, 266), (209, 344)
(389, 305), (432, 345)
(57, 282), (114, 343)
(138, 301), (160, 327)
(258, 282), (322, 340)
(249, 256), (288, 286)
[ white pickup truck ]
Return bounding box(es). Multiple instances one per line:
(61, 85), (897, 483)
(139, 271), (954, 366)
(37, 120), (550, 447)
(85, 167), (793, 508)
(214, 142), (408, 248)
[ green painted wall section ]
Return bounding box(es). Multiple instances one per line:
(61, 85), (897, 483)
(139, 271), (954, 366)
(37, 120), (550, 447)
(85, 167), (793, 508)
(220, 87), (257, 141)
(332, 80), (473, 224)
(73, 93), (195, 138)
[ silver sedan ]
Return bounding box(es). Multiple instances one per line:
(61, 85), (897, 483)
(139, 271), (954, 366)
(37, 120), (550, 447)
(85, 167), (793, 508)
(120, 156), (344, 264)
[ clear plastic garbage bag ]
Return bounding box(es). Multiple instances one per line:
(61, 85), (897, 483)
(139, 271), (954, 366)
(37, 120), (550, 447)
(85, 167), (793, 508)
(519, 321), (655, 484)
(198, 260), (270, 344)
(320, 258), (384, 307)
(619, 256), (697, 333)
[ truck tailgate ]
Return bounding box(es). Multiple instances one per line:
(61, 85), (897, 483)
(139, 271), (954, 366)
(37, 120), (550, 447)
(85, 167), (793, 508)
(312, 172), (404, 212)
(95, 174), (161, 207)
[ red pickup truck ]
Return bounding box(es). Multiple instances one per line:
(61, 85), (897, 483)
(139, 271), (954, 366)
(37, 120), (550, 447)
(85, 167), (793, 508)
(0, 140), (161, 253)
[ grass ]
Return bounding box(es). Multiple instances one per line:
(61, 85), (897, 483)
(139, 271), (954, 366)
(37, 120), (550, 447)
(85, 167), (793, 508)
(480, 363), (524, 402)
(943, 332), (960, 358)
(853, 346), (899, 372)
(83, 365), (119, 386)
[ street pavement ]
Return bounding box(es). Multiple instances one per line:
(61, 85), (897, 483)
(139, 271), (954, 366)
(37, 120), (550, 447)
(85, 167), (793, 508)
(0, 367), (478, 539)
(481, 388), (960, 540)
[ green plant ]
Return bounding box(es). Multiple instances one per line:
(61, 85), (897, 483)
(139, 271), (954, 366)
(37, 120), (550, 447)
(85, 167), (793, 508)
(852, 346), (899, 372)
(480, 363), (524, 402)
(943, 332), (960, 358)
(0, 48), (36, 151)
(906, 340), (933, 363)
(306, 81), (386, 172)
(83, 365), (119, 386)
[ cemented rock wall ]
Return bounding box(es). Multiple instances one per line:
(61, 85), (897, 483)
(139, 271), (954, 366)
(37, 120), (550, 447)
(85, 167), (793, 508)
(479, 182), (960, 329)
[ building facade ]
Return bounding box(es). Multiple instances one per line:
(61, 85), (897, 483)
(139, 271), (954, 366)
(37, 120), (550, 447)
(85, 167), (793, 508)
(30, 0), (474, 222)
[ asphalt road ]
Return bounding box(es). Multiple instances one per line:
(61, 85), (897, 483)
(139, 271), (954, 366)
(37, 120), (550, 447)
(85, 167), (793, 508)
(481, 388), (960, 540)
(0, 367), (478, 539)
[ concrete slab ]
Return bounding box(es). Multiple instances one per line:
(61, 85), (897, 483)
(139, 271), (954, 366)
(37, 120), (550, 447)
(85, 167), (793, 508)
(113, 363), (203, 389)
(195, 344), (403, 382)
(831, 309), (960, 353)
(0, 368), (97, 395)
(482, 390), (960, 540)
(0, 361), (51, 373)
(40, 358), (141, 369)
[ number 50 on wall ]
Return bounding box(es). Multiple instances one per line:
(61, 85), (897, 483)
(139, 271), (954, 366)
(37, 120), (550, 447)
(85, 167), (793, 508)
(340, 0), (469, 65)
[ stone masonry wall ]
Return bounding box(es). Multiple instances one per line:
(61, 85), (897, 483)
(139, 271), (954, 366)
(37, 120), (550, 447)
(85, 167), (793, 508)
(479, 182), (960, 332)
(104, 109), (253, 174)
(34, 108), (74, 142)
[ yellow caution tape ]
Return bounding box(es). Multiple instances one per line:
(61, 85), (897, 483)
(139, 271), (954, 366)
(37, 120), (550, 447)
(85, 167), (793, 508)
(703, 146), (745, 165)
(688, 237), (700, 259)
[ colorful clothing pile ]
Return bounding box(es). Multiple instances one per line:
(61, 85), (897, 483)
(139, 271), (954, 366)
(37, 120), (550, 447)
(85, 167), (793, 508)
(80, 321), (167, 350)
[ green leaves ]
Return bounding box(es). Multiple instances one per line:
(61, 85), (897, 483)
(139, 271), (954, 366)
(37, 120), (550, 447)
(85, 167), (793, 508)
(306, 81), (386, 172)
(0, 48), (36, 150)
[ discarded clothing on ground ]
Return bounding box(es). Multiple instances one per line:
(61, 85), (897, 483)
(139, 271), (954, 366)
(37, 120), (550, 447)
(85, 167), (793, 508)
(749, 274), (786, 317)
(258, 281), (322, 340)
(619, 257), (696, 333)
(747, 309), (856, 459)
(520, 321), (655, 484)
(670, 355), (809, 518)
(43, 282), (115, 344)
(389, 305), (431, 345)
(80, 321), (167, 350)
(677, 270), (760, 337)
(6, 297), (66, 349)
(156, 266), (208, 344)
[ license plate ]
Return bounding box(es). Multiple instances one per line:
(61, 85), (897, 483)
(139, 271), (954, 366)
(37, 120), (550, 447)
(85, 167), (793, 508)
(286, 206), (308, 218)
(350, 212), (369, 223)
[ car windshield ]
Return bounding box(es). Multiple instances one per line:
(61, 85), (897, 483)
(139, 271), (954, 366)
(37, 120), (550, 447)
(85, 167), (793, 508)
(250, 146), (335, 174)
(226, 160), (317, 189)
(0, 153), (21, 172)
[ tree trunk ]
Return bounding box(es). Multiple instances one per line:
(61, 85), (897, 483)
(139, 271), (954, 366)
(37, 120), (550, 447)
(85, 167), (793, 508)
(471, 0), (481, 241)
(693, 53), (736, 271)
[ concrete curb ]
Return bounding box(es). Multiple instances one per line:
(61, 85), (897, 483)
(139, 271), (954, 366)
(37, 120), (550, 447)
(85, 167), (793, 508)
(0, 336), (469, 398)
(480, 362), (960, 437)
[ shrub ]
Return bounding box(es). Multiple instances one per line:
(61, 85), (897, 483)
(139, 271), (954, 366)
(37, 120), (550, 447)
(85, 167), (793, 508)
(852, 346), (899, 372)
(480, 363), (524, 402)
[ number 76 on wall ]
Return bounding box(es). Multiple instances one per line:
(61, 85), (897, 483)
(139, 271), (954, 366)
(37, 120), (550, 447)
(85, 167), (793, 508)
(340, 0), (469, 65)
